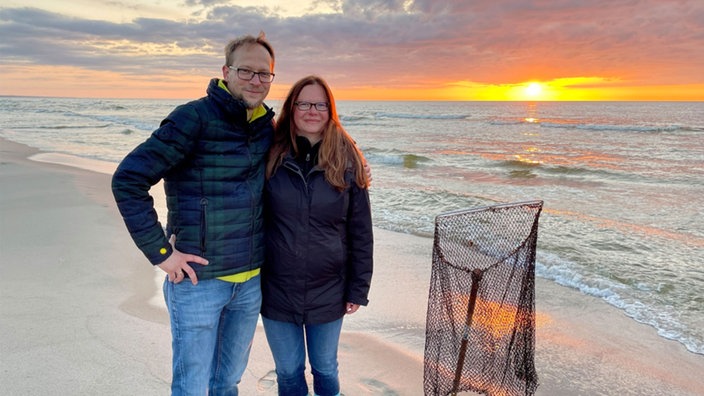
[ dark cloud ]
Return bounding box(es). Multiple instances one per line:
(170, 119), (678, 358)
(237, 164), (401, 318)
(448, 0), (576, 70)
(1, 0), (703, 93)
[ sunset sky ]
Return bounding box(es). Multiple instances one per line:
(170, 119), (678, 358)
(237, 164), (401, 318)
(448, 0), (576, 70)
(1, 0), (703, 101)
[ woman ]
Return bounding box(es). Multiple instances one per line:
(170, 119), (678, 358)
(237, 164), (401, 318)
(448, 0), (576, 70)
(261, 75), (374, 396)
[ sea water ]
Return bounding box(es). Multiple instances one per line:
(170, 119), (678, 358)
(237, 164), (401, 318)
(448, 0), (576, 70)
(1, 96), (702, 356)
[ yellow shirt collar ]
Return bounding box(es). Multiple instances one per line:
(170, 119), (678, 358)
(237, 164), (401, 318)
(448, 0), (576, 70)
(219, 79), (267, 122)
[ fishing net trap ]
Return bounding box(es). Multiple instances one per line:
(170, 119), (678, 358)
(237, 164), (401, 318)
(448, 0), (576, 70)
(423, 200), (543, 396)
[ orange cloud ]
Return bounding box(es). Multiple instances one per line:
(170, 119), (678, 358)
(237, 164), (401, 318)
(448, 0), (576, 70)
(1, 1), (702, 100)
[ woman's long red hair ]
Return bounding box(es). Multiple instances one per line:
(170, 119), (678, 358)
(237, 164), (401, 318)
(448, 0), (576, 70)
(266, 75), (368, 191)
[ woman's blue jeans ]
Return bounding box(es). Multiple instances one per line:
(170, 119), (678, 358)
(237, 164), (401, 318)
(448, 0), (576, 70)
(163, 275), (262, 396)
(262, 317), (343, 396)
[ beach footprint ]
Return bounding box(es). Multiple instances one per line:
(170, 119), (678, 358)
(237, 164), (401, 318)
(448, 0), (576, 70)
(256, 369), (277, 393)
(360, 378), (400, 396)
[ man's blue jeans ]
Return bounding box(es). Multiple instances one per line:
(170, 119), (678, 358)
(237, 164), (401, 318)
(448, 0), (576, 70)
(262, 317), (343, 396)
(163, 275), (261, 396)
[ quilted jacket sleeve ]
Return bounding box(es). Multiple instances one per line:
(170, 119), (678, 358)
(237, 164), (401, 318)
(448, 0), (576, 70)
(111, 104), (201, 265)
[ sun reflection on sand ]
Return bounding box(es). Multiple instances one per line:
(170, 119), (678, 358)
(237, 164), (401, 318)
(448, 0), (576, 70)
(446, 294), (552, 339)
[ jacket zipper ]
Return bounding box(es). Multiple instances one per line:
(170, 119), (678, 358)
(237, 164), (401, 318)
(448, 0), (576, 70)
(200, 197), (208, 252)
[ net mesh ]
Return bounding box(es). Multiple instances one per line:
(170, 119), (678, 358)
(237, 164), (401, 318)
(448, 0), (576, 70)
(423, 200), (543, 396)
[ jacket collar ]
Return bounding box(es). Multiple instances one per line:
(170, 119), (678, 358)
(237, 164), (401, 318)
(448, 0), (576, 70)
(206, 78), (273, 124)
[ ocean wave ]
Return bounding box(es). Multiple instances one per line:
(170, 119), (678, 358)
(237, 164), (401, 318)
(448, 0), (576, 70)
(486, 118), (525, 126)
(536, 253), (704, 355)
(15, 109), (156, 133)
(371, 189), (494, 238)
(363, 148), (432, 168)
(484, 115), (700, 133)
(498, 159), (542, 169)
(541, 121), (688, 133)
(20, 124), (112, 130)
(495, 159), (620, 180)
(340, 114), (374, 122)
(371, 112), (470, 120)
(100, 104), (128, 111)
(89, 115), (156, 132)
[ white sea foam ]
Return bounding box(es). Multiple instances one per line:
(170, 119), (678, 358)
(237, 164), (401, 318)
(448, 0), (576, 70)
(29, 152), (117, 175)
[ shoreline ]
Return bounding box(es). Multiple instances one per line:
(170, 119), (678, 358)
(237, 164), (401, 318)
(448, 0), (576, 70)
(2, 136), (703, 395)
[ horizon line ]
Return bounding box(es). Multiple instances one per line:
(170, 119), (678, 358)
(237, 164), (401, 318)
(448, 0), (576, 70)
(2, 94), (702, 103)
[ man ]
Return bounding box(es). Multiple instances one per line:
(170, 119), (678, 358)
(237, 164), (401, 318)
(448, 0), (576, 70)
(112, 33), (275, 395)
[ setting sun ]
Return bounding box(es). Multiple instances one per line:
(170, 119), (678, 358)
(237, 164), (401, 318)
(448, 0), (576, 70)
(525, 82), (543, 97)
(473, 81), (557, 101)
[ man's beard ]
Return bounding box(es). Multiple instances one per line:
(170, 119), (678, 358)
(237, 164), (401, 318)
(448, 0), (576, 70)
(232, 91), (261, 110)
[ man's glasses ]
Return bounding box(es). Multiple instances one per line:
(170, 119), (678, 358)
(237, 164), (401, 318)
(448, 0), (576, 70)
(228, 67), (275, 83)
(294, 102), (330, 111)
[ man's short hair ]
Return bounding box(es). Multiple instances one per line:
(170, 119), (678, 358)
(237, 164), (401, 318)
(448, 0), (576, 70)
(225, 32), (275, 69)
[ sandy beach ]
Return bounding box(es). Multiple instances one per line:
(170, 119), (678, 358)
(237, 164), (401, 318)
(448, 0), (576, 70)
(1, 136), (703, 395)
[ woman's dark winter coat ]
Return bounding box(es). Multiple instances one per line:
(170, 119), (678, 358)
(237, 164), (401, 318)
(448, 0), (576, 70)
(261, 137), (373, 325)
